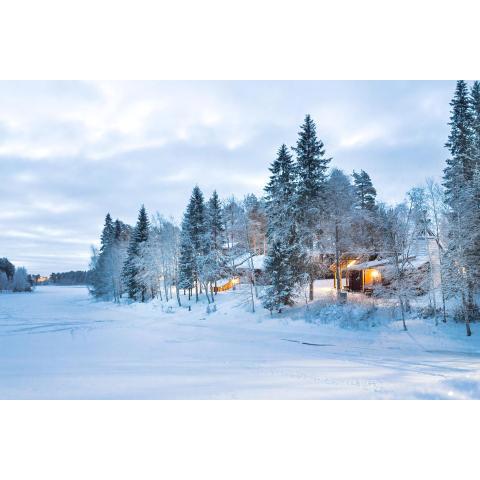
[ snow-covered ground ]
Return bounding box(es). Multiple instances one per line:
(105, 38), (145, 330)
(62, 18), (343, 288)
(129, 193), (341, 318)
(0, 284), (479, 399)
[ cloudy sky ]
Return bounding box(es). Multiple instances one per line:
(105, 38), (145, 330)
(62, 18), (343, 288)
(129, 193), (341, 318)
(0, 81), (457, 274)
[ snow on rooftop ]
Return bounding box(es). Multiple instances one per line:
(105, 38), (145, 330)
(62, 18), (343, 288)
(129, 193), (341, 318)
(234, 253), (265, 270)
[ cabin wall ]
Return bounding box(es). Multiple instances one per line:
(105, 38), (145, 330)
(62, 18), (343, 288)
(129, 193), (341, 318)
(364, 268), (381, 287)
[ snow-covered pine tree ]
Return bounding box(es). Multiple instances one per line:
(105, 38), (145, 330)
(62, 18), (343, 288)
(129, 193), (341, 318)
(263, 144), (302, 311)
(350, 170), (381, 253)
(468, 83), (480, 300)
(263, 238), (297, 313)
(100, 213), (115, 253)
(468, 168), (480, 282)
(470, 81), (480, 164)
(352, 170), (377, 211)
(90, 213), (115, 299)
(178, 186), (210, 302)
(178, 207), (195, 300)
(443, 80), (478, 335)
(444, 80), (475, 201)
(123, 205), (150, 302)
(110, 219), (130, 302)
(265, 145), (296, 236)
(292, 115), (331, 301)
(206, 190), (227, 294)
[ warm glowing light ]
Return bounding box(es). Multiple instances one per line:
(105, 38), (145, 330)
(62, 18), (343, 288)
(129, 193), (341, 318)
(347, 260), (357, 267)
(215, 277), (240, 292)
(371, 270), (379, 278)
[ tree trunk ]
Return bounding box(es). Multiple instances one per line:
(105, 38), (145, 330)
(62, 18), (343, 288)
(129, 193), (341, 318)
(463, 296), (472, 336)
(204, 283), (211, 304)
(399, 296), (407, 331)
(309, 278), (314, 301)
(164, 279), (169, 302)
(176, 285), (182, 307)
(335, 224), (342, 293)
(249, 276), (255, 313)
(441, 288), (447, 323)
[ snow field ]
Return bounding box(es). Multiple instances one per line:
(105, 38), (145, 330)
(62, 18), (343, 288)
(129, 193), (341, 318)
(0, 284), (479, 399)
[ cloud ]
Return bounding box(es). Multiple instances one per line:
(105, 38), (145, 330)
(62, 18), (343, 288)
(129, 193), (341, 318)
(0, 80), (457, 274)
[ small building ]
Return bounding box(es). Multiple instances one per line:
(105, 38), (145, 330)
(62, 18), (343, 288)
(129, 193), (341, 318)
(332, 233), (442, 295)
(344, 258), (386, 294)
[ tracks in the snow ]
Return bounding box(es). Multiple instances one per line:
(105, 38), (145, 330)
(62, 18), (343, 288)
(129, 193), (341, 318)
(282, 338), (335, 347)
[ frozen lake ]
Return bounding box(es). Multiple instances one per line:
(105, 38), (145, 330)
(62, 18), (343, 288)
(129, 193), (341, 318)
(0, 285), (479, 399)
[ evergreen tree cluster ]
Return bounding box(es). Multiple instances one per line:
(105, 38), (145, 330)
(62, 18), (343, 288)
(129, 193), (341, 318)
(90, 188), (266, 307)
(262, 115), (379, 312)
(178, 187), (228, 303)
(442, 80), (480, 335)
(86, 99), (479, 337)
(49, 271), (91, 285)
(90, 206), (182, 304)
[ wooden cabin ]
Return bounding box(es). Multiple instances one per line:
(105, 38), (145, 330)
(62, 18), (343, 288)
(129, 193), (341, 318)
(344, 258), (386, 294)
(329, 254), (377, 291)
(330, 233), (442, 295)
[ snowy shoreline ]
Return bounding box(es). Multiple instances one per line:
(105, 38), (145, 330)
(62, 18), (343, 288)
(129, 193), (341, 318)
(0, 285), (479, 399)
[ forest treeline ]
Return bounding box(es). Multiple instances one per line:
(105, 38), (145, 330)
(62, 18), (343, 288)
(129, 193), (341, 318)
(49, 271), (91, 285)
(89, 81), (480, 335)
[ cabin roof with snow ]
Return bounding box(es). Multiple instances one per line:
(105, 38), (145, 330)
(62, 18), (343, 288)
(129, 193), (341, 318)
(234, 253), (265, 271)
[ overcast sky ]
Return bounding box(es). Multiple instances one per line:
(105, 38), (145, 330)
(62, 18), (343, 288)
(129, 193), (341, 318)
(0, 81), (457, 274)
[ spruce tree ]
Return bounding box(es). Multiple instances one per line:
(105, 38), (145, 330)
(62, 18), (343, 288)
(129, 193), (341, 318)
(293, 114), (331, 211)
(100, 213), (114, 252)
(265, 144), (297, 237)
(206, 190), (227, 292)
(292, 115), (331, 300)
(123, 205), (150, 302)
(207, 190), (225, 252)
(263, 145), (302, 311)
(352, 170), (377, 211)
(263, 238), (297, 313)
(178, 186), (209, 302)
(178, 209), (195, 297)
(443, 80), (478, 334)
(470, 81), (480, 164)
(111, 219), (130, 302)
(188, 187), (208, 255)
(444, 80), (475, 204)
(114, 219), (123, 242)
(90, 213), (115, 299)
(350, 170), (379, 252)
